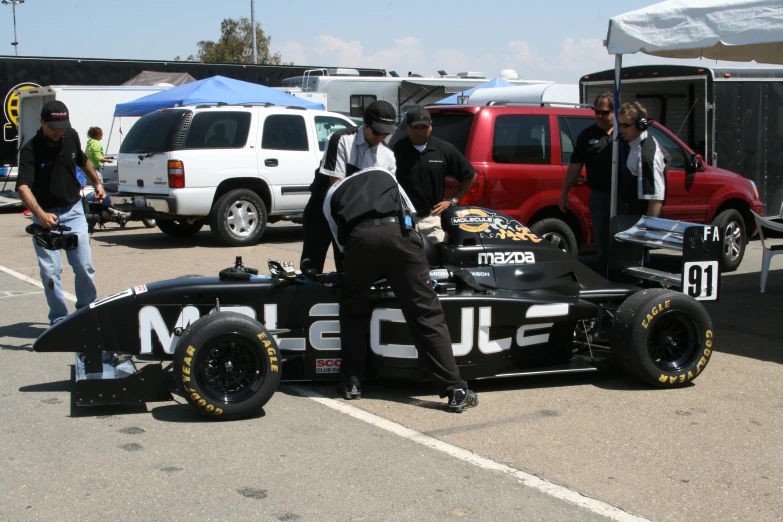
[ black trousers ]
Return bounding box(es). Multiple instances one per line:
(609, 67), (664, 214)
(301, 194), (343, 273)
(339, 223), (467, 397)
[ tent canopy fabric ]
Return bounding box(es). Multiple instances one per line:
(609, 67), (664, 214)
(606, 0), (783, 63)
(434, 77), (515, 104)
(114, 75), (324, 116)
(122, 71), (197, 86)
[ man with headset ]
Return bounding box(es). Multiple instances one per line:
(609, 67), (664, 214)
(617, 101), (668, 218)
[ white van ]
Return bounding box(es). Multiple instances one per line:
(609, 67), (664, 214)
(112, 105), (355, 246)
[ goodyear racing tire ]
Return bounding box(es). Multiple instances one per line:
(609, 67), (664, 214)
(530, 218), (578, 257)
(611, 289), (714, 388)
(209, 189), (267, 246)
(173, 312), (281, 420)
(157, 219), (204, 238)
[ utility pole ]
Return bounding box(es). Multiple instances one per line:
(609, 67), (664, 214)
(2, 0), (24, 57)
(250, 0), (257, 64)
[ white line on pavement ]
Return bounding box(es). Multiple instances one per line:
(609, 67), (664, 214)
(288, 385), (652, 522)
(0, 264), (77, 302)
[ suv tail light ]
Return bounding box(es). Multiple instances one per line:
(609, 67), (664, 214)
(459, 170), (486, 206)
(168, 160), (185, 188)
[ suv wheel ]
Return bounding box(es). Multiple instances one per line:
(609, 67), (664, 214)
(210, 189), (267, 246)
(530, 218), (578, 257)
(157, 219), (204, 238)
(711, 209), (746, 272)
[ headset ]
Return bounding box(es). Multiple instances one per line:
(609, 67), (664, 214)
(631, 101), (649, 131)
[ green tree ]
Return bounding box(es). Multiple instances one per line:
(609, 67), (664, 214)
(180, 17), (288, 64)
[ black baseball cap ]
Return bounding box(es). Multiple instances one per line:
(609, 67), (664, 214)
(364, 100), (396, 134)
(41, 100), (71, 129)
(406, 106), (431, 127)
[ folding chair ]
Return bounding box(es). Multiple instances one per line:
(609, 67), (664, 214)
(751, 211), (783, 292)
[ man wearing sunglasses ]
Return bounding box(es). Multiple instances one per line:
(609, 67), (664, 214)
(301, 100), (397, 273)
(559, 91), (615, 276)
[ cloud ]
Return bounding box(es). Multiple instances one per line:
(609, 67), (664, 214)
(276, 41), (307, 65)
(277, 35), (424, 72)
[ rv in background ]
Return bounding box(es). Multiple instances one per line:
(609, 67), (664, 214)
(279, 68), (550, 120)
(466, 83), (580, 107)
(580, 65), (783, 217)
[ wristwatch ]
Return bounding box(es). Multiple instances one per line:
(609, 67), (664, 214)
(450, 197), (459, 206)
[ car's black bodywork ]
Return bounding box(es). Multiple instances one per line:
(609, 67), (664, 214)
(34, 207), (716, 419)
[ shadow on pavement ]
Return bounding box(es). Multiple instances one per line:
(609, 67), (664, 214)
(19, 379), (73, 393)
(0, 322), (47, 351)
(89, 223), (304, 250)
(150, 403), (267, 423)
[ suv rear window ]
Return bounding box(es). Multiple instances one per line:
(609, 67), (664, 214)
(262, 114), (309, 151)
(185, 111), (251, 149)
(492, 115), (550, 164)
(430, 113), (476, 155)
(119, 110), (189, 153)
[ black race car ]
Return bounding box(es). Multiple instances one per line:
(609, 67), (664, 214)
(34, 207), (715, 420)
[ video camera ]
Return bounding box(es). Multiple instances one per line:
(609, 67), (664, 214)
(25, 223), (79, 251)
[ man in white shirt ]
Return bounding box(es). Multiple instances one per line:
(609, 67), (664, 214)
(301, 100), (397, 273)
(617, 101), (668, 217)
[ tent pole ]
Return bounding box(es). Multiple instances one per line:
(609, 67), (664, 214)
(610, 54), (622, 218)
(106, 117), (117, 155)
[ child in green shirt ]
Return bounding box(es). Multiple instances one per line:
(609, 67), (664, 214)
(85, 127), (113, 181)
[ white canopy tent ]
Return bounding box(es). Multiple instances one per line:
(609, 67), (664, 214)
(605, 0), (783, 216)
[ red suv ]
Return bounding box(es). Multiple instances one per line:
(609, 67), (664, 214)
(429, 104), (764, 271)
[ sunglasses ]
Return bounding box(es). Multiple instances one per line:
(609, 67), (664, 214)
(369, 127), (390, 137)
(594, 109), (612, 116)
(619, 122), (637, 128)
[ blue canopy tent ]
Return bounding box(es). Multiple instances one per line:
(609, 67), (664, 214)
(434, 77), (514, 104)
(113, 75), (324, 116)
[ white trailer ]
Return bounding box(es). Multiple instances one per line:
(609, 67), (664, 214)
(16, 85), (170, 180)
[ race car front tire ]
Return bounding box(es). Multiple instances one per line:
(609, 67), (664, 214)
(173, 312), (281, 420)
(611, 288), (714, 388)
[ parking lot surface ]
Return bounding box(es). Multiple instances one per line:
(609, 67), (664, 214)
(1, 211), (781, 521)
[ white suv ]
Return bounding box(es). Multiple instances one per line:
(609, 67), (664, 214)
(112, 105), (355, 246)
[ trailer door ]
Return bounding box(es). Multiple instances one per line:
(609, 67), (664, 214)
(647, 125), (707, 222)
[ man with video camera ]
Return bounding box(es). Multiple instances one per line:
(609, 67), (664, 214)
(15, 101), (106, 325)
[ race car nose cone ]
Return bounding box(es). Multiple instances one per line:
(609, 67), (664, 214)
(34, 307), (101, 353)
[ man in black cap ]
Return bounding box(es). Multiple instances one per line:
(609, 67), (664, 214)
(393, 106), (476, 243)
(301, 100), (397, 273)
(16, 100), (106, 325)
(323, 166), (479, 412)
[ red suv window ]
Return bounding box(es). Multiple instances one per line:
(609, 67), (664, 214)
(492, 115), (550, 164)
(429, 113), (476, 155)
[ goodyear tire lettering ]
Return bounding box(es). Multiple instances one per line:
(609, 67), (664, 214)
(186, 346), (195, 357)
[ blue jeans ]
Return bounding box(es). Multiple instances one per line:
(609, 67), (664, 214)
(32, 200), (97, 325)
(589, 190), (611, 278)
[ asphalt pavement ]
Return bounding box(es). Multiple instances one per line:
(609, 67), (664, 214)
(0, 210), (781, 522)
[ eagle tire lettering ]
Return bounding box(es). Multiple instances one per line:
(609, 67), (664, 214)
(611, 289), (714, 388)
(173, 311), (281, 420)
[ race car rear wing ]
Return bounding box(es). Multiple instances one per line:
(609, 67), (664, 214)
(610, 215), (722, 301)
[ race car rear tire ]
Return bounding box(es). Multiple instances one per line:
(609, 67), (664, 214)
(157, 219), (204, 238)
(173, 312), (281, 420)
(611, 289), (714, 388)
(530, 218), (578, 257)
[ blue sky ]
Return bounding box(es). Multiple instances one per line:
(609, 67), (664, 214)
(0, 0), (772, 83)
